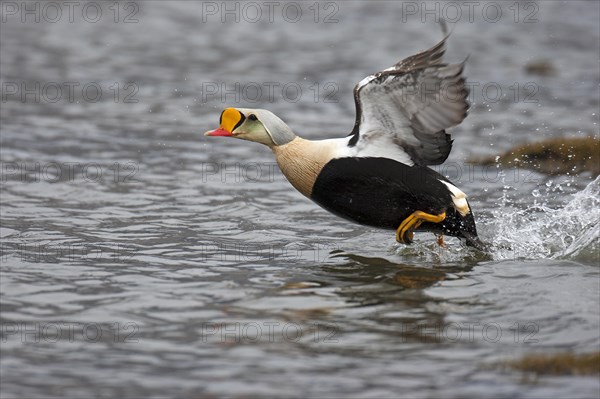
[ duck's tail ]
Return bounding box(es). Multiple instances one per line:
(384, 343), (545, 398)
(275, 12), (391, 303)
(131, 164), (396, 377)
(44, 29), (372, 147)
(447, 203), (488, 251)
(423, 201), (488, 251)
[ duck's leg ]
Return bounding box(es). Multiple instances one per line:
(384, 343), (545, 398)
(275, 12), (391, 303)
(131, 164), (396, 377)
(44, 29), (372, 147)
(435, 234), (447, 248)
(396, 211), (446, 244)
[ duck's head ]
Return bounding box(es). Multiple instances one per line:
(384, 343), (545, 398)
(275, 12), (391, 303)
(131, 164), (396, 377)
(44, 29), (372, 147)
(205, 108), (296, 147)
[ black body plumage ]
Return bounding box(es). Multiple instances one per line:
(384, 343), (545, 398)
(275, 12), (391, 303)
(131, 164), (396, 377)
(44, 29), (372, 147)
(311, 157), (480, 246)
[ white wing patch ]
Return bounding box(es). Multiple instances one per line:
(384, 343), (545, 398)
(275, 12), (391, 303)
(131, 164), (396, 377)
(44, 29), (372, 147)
(328, 135), (413, 165)
(439, 180), (470, 216)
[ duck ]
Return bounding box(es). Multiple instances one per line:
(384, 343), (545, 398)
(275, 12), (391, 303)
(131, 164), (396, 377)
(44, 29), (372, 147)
(205, 28), (484, 249)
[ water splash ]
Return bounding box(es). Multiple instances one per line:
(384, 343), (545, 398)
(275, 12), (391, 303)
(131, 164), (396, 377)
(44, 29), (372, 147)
(488, 176), (600, 263)
(394, 174), (598, 264)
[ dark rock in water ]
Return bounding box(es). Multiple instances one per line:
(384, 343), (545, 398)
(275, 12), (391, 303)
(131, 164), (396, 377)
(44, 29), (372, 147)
(470, 137), (600, 176)
(504, 352), (600, 376)
(525, 60), (556, 76)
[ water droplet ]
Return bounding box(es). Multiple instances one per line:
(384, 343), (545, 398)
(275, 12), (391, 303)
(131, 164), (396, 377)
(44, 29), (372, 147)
(532, 189), (540, 197)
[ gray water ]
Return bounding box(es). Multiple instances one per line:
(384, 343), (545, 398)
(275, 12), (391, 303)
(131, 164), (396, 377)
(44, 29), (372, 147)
(1, 1), (599, 398)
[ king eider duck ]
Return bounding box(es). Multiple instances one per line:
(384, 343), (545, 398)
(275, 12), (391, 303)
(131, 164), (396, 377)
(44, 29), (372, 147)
(205, 29), (484, 249)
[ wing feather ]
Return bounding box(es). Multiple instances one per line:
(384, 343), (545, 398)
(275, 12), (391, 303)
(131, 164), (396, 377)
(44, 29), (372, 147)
(348, 24), (469, 166)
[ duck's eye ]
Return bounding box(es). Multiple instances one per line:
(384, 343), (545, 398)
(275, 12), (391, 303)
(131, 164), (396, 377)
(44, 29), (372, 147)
(248, 114), (258, 121)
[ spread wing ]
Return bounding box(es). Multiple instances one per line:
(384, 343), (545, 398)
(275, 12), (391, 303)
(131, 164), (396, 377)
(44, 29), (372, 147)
(347, 26), (469, 166)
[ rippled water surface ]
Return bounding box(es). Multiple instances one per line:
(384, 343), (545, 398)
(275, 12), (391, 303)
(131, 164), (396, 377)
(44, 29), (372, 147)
(1, 1), (599, 398)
